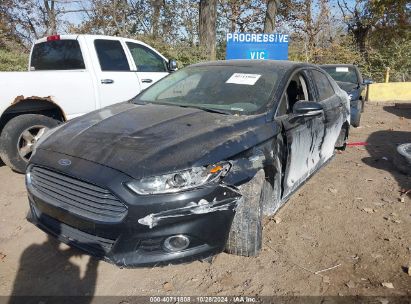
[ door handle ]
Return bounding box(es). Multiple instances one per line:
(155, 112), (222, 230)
(101, 79), (114, 84)
(142, 79), (153, 83)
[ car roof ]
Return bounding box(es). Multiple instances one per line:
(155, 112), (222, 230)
(191, 60), (316, 70)
(320, 64), (357, 68)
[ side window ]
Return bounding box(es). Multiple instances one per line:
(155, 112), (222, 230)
(284, 72), (313, 112)
(31, 40), (85, 70)
(126, 42), (167, 72)
(277, 93), (289, 116)
(312, 70), (335, 101)
(94, 39), (130, 71)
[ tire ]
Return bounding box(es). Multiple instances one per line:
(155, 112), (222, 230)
(225, 170), (266, 257)
(0, 114), (59, 173)
(351, 102), (362, 128)
(394, 143), (411, 176)
(335, 123), (349, 150)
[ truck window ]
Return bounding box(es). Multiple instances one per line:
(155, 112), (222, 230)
(94, 40), (130, 71)
(31, 40), (85, 70)
(126, 42), (167, 72)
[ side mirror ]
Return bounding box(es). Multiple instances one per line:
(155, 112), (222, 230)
(168, 59), (177, 72)
(363, 79), (373, 85)
(293, 101), (323, 117)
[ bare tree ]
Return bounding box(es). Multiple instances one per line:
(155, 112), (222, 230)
(337, 0), (374, 54)
(218, 0), (265, 33)
(199, 0), (217, 60)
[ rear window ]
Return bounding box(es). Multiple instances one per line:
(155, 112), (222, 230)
(31, 40), (85, 70)
(94, 39), (130, 71)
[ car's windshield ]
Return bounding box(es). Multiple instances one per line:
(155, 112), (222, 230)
(322, 66), (358, 84)
(133, 65), (280, 115)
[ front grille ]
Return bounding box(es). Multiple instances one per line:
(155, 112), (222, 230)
(29, 166), (127, 222)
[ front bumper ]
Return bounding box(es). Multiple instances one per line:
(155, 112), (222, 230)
(26, 150), (241, 267)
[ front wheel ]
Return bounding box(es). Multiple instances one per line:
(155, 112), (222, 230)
(0, 114), (59, 173)
(351, 102), (362, 128)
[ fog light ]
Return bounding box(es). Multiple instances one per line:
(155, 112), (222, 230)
(163, 235), (190, 252)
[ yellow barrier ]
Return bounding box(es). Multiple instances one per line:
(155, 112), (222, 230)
(368, 82), (411, 102)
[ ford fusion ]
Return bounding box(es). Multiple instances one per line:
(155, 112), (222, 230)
(26, 60), (350, 267)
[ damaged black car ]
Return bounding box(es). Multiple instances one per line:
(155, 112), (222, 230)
(320, 64), (372, 127)
(26, 60), (350, 267)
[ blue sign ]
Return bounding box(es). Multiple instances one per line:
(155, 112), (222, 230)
(226, 33), (289, 60)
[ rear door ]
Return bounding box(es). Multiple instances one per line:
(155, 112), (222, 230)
(278, 69), (326, 198)
(91, 38), (142, 108)
(29, 37), (96, 118)
(124, 41), (169, 90)
(310, 69), (344, 160)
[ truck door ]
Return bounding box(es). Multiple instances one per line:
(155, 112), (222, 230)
(125, 41), (169, 90)
(93, 38), (142, 108)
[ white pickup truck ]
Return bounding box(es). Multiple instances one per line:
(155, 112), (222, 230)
(0, 34), (175, 173)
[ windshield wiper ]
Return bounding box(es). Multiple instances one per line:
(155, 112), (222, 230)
(177, 105), (231, 115)
(131, 99), (232, 115)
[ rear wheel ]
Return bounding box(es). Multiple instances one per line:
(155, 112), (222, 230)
(225, 170), (266, 257)
(335, 123), (349, 151)
(0, 114), (59, 173)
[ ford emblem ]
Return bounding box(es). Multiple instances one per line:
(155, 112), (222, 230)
(58, 159), (72, 166)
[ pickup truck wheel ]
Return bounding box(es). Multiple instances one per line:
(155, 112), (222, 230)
(225, 170), (266, 257)
(0, 114), (59, 173)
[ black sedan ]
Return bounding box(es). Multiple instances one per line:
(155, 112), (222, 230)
(26, 60), (350, 267)
(321, 64), (372, 127)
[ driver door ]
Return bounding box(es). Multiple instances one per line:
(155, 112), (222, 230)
(278, 70), (325, 198)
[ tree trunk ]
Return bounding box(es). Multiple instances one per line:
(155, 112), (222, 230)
(199, 0), (217, 60)
(263, 0), (279, 33)
(44, 0), (57, 35)
(151, 0), (163, 38)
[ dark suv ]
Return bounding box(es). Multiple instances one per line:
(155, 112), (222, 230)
(321, 64), (372, 127)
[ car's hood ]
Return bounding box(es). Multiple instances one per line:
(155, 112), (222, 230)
(38, 102), (276, 179)
(336, 81), (358, 93)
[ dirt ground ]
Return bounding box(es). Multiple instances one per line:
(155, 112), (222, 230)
(0, 103), (410, 298)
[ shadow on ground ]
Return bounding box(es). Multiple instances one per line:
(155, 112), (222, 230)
(8, 223), (100, 303)
(362, 130), (411, 196)
(383, 104), (411, 120)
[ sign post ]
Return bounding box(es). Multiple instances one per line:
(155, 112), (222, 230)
(225, 33), (289, 60)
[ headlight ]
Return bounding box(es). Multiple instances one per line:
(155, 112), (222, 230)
(348, 93), (353, 101)
(126, 162), (230, 195)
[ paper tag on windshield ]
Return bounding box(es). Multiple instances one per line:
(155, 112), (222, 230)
(336, 67), (349, 72)
(226, 73), (261, 85)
